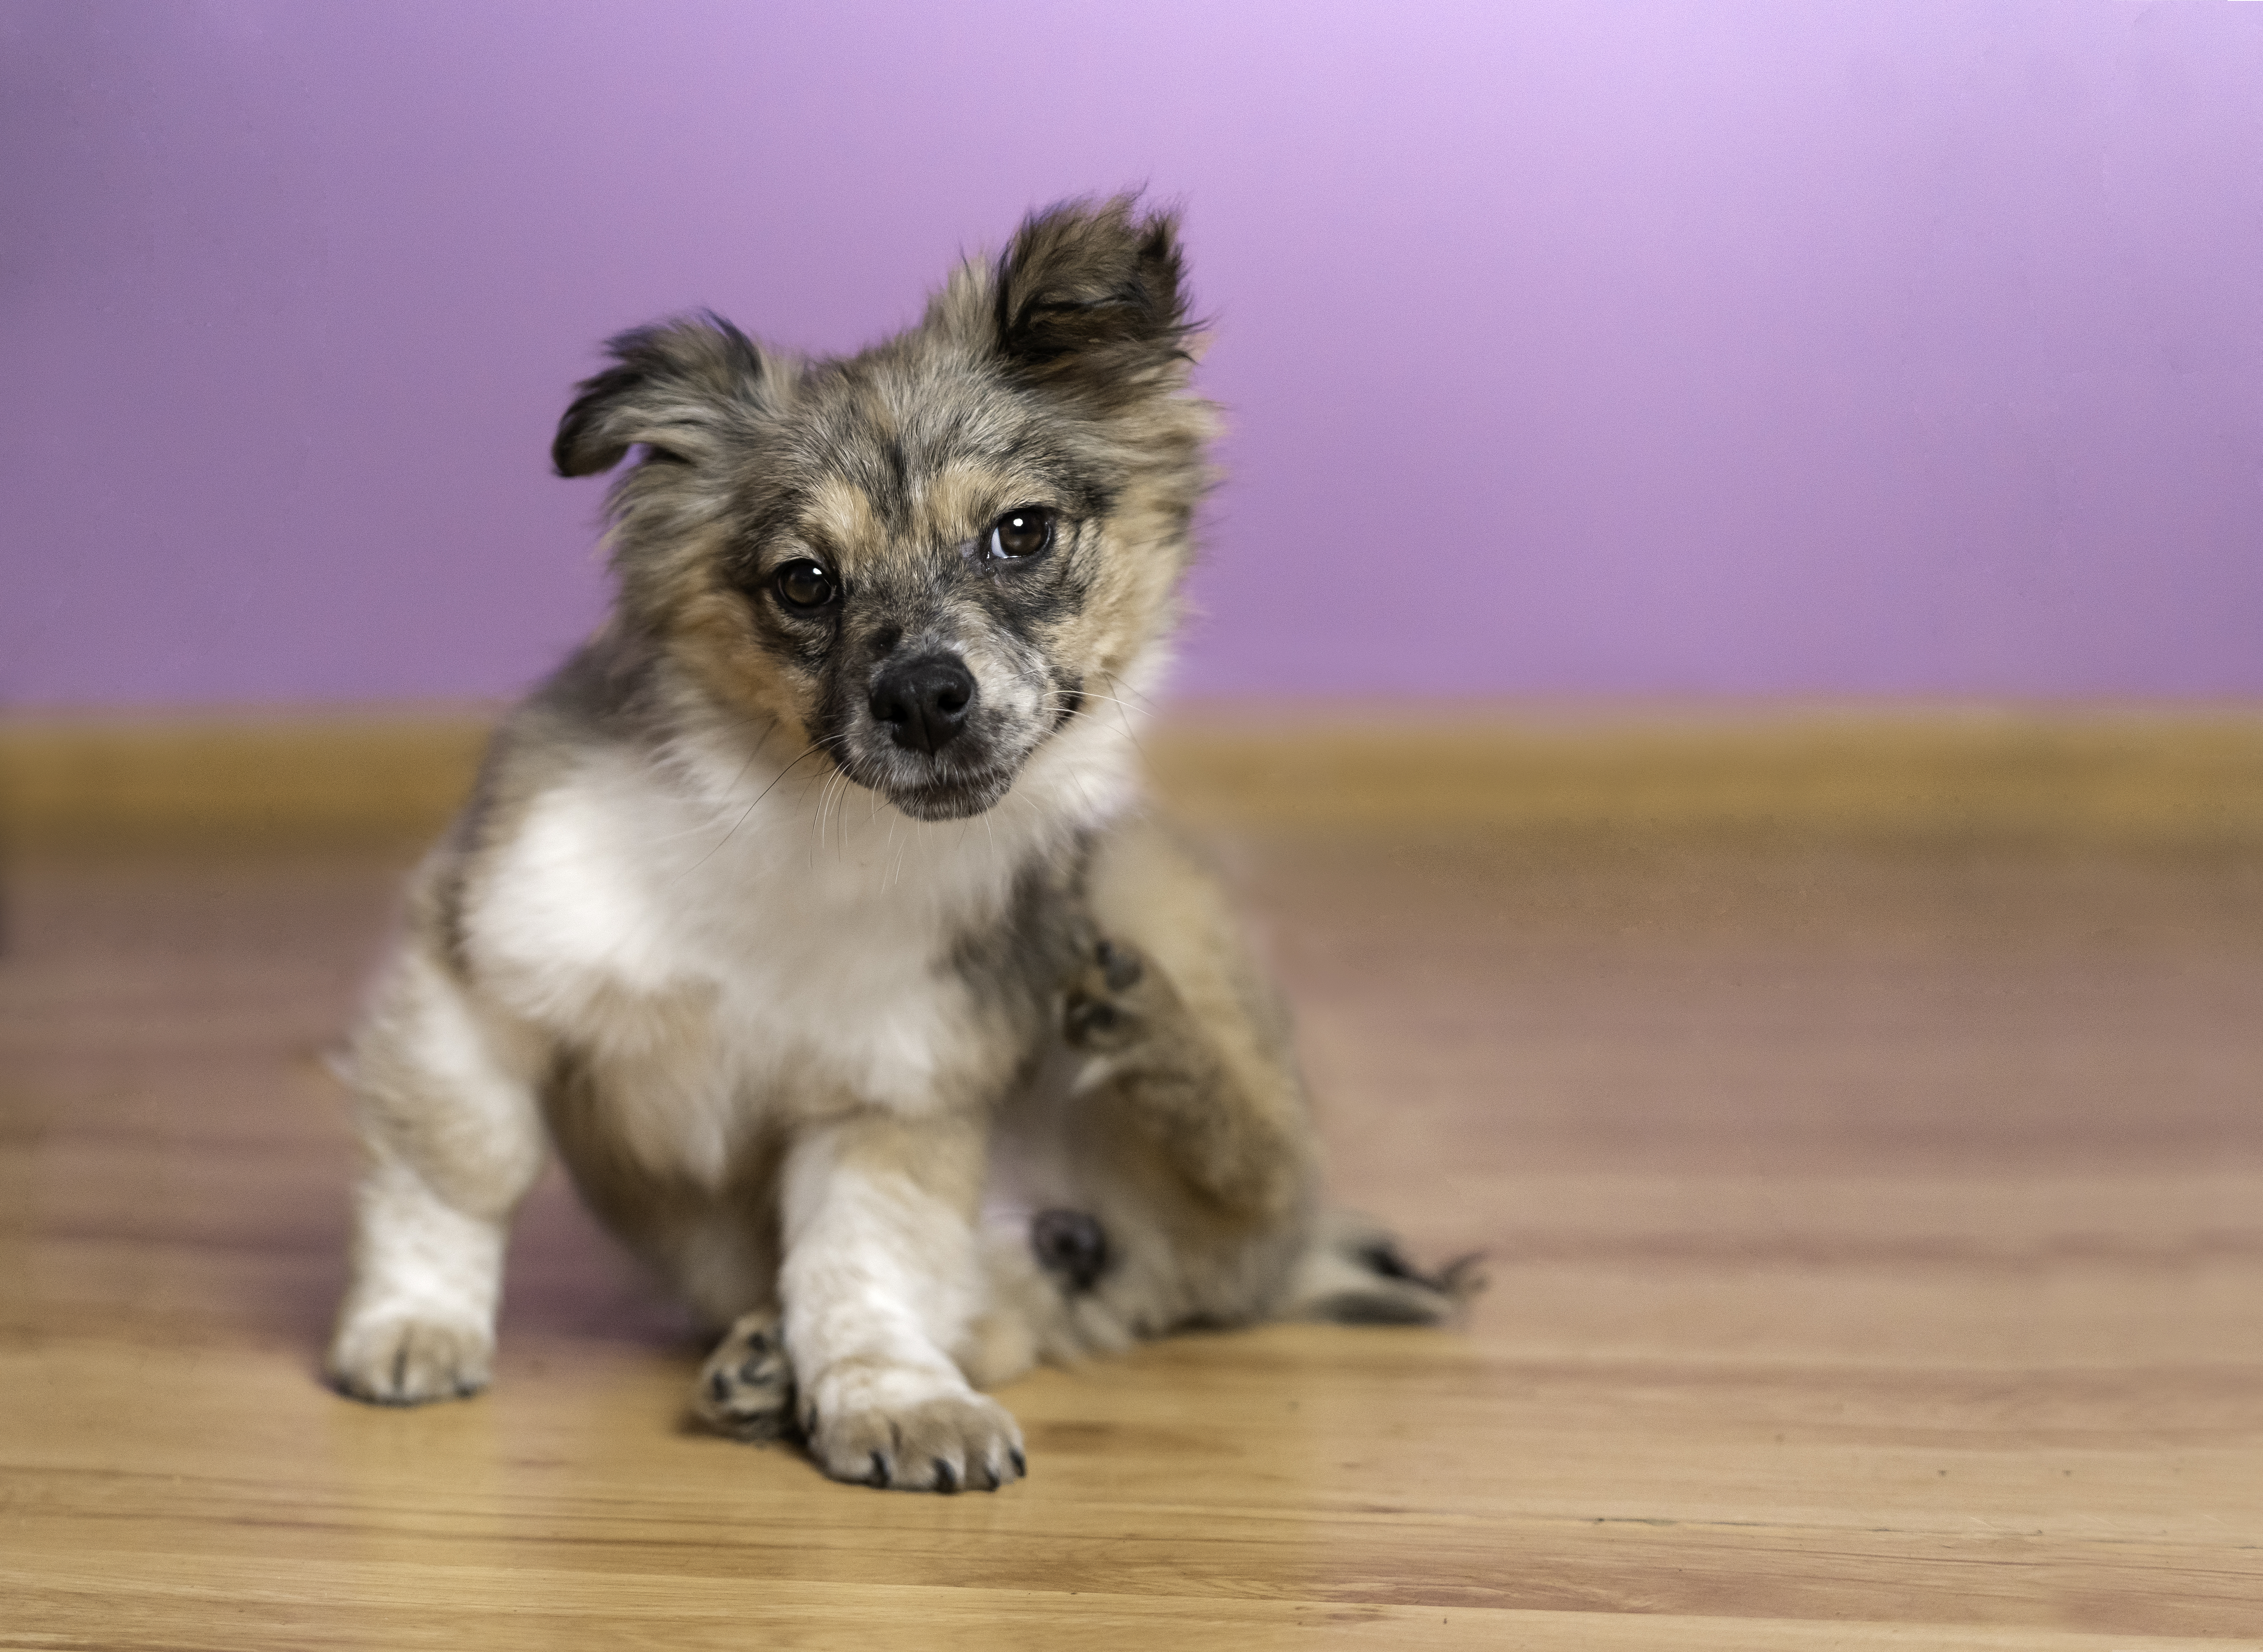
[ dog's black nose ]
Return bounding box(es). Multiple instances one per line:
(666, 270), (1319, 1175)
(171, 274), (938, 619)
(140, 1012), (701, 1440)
(869, 653), (975, 754)
(1030, 1208), (1108, 1292)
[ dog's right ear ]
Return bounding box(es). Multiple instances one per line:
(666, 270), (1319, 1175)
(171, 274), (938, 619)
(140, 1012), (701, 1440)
(552, 313), (775, 477)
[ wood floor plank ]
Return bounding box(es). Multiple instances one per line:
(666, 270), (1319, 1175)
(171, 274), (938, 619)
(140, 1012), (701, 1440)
(5, 836), (2261, 1645)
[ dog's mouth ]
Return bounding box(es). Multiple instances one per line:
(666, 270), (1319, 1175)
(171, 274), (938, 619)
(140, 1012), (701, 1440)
(883, 766), (1017, 822)
(824, 741), (1024, 822)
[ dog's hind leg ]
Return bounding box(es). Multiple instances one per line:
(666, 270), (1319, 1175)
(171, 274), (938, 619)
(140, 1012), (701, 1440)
(1002, 821), (1324, 1344)
(1008, 819), (1481, 1348)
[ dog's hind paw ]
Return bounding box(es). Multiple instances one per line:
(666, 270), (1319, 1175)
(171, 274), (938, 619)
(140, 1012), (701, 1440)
(691, 1311), (797, 1441)
(1062, 936), (1173, 1053)
(1287, 1211), (1487, 1327)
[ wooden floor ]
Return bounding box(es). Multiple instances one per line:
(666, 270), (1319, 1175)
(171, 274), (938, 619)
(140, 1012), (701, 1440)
(4, 825), (2262, 1648)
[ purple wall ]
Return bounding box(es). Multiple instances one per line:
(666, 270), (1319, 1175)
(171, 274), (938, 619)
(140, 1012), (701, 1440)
(5, 1), (2259, 708)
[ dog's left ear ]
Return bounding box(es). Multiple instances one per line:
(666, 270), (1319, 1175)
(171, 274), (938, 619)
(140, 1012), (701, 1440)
(991, 196), (1195, 410)
(552, 312), (778, 478)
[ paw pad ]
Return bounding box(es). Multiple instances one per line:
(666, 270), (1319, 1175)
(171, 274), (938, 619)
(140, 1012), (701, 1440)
(1062, 936), (1155, 1051)
(691, 1313), (796, 1442)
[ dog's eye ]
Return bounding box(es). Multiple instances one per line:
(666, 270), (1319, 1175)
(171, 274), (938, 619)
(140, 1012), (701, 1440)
(773, 560), (839, 612)
(986, 507), (1055, 561)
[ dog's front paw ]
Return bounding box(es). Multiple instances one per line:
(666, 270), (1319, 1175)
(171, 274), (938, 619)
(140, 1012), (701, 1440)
(327, 1312), (493, 1405)
(692, 1311), (796, 1441)
(802, 1365), (1025, 1492)
(1063, 936), (1171, 1052)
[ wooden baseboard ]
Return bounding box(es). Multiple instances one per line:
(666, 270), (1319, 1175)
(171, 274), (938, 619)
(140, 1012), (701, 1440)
(0, 713), (494, 854)
(1148, 705), (2263, 845)
(5, 704), (2261, 853)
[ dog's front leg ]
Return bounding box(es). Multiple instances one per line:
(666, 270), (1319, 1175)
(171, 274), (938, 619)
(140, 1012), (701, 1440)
(780, 1108), (1025, 1492)
(327, 939), (548, 1405)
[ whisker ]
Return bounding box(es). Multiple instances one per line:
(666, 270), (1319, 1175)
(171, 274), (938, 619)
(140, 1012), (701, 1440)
(1095, 672), (1155, 765)
(1041, 681), (1153, 769)
(813, 766), (847, 861)
(1066, 767), (1103, 824)
(639, 729), (840, 895)
(1041, 689), (1143, 713)
(668, 736), (835, 889)
(828, 768), (856, 858)
(1099, 668), (1159, 710)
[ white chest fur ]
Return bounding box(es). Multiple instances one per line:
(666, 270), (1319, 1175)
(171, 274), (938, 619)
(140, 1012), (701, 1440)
(460, 709), (1139, 1184)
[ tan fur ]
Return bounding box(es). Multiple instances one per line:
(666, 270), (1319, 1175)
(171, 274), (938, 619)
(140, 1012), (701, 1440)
(327, 199), (1474, 1491)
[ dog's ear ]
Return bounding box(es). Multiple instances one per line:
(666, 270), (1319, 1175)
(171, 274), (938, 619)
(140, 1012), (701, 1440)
(553, 312), (773, 477)
(991, 196), (1195, 409)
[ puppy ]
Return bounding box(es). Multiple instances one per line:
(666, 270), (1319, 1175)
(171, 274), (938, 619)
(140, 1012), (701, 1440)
(326, 197), (1478, 1491)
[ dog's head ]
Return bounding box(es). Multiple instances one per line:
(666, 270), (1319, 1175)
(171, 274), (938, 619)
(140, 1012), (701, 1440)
(553, 197), (1215, 821)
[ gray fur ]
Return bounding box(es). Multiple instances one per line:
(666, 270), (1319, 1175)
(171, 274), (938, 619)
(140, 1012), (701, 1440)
(329, 198), (1476, 1490)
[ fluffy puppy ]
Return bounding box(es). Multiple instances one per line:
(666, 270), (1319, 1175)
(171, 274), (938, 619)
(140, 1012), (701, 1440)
(326, 197), (1477, 1492)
